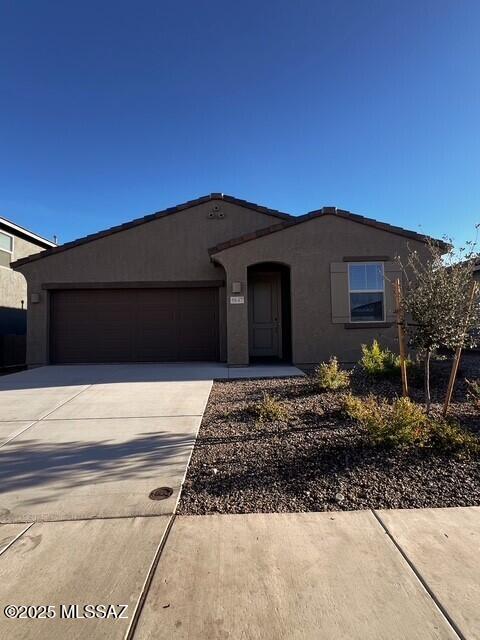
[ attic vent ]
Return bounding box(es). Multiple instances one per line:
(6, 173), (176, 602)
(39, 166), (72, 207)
(207, 206), (226, 219)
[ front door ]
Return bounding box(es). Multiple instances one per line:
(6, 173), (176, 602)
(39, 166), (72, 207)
(248, 272), (282, 358)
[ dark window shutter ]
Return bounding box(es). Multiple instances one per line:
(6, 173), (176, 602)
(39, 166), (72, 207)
(384, 261), (402, 322)
(330, 262), (350, 323)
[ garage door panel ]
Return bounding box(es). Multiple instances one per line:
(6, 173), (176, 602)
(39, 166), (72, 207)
(176, 289), (218, 361)
(51, 291), (134, 363)
(132, 292), (178, 361)
(50, 287), (219, 363)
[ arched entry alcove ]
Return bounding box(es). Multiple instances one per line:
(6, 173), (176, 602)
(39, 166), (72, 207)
(247, 262), (292, 363)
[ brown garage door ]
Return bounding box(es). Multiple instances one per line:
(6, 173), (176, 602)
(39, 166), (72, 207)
(50, 287), (219, 363)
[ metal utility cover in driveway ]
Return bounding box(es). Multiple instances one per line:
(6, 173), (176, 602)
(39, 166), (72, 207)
(0, 416), (202, 522)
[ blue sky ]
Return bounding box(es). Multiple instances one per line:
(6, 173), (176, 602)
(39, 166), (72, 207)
(1, 0), (479, 248)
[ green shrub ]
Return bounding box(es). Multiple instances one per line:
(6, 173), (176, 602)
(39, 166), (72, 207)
(466, 379), (480, 411)
(344, 394), (428, 446)
(360, 339), (403, 377)
(250, 393), (289, 422)
(314, 357), (351, 391)
(428, 420), (479, 453)
(344, 394), (478, 452)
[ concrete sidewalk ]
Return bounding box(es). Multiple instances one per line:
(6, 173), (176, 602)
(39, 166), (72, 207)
(133, 509), (479, 640)
(1, 508), (479, 639)
(0, 517), (170, 640)
(379, 507), (480, 640)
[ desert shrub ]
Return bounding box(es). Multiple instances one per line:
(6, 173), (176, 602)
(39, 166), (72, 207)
(314, 357), (351, 391)
(250, 393), (289, 422)
(360, 339), (402, 377)
(344, 394), (478, 452)
(428, 420), (479, 453)
(344, 395), (428, 446)
(466, 379), (480, 411)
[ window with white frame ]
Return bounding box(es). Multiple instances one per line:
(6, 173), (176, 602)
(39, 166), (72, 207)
(348, 263), (385, 322)
(0, 231), (13, 254)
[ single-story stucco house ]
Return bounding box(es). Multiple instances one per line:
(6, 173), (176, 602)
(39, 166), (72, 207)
(12, 193), (445, 368)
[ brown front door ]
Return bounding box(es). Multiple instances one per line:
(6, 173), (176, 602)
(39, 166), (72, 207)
(50, 287), (219, 363)
(248, 273), (282, 358)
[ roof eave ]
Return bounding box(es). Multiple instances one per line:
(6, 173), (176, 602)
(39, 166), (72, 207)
(0, 217), (56, 249)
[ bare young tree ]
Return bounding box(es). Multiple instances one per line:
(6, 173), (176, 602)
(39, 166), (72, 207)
(398, 234), (480, 412)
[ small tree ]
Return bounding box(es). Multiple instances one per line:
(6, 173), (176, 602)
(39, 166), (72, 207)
(398, 234), (480, 412)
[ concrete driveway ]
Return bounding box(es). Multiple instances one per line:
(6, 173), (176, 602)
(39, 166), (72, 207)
(0, 364), (219, 522)
(0, 363), (219, 639)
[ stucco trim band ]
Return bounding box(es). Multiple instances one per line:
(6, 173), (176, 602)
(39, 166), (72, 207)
(41, 280), (225, 290)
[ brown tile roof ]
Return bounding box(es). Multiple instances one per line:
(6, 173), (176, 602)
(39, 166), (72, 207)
(209, 207), (450, 255)
(11, 193), (292, 268)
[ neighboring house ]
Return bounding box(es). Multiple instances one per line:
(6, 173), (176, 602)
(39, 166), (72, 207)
(12, 194), (446, 368)
(0, 217), (56, 335)
(0, 217), (56, 367)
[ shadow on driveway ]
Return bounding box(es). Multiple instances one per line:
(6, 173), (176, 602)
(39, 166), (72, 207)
(0, 431), (194, 509)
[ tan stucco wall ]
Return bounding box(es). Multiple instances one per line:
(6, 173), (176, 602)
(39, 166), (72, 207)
(214, 215), (429, 365)
(16, 201), (282, 365)
(0, 268), (27, 313)
(1, 234), (46, 329)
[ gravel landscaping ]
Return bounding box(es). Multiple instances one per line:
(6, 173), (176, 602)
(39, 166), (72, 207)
(178, 354), (480, 514)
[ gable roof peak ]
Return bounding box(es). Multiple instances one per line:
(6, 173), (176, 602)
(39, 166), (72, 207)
(11, 192), (292, 268)
(209, 205), (449, 255)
